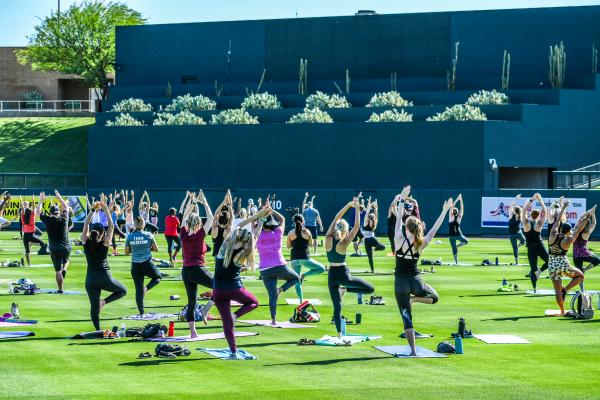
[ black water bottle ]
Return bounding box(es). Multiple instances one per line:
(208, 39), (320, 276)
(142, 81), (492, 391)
(458, 317), (466, 338)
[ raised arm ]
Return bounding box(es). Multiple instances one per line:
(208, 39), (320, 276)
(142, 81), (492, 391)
(197, 190), (214, 230)
(372, 200), (379, 229)
(178, 191), (190, 215)
(302, 192), (309, 211)
(509, 194), (521, 217)
(394, 186), (412, 243)
(455, 194), (464, 221)
(102, 196), (114, 247)
(271, 208), (286, 232)
(552, 200), (569, 236)
(521, 196), (533, 230)
(343, 199), (362, 244)
(35, 192), (45, 217)
(534, 193), (547, 231)
(81, 207), (95, 243)
(54, 190), (68, 215)
(363, 197), (373, 228)
(326, 201), (354, 238)
(237, 207), (269, 229)
(423, 198), (453, 250)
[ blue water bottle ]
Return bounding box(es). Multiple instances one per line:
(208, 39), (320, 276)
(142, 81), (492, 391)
(454, 335), (464, 354)
(341, 318), (347, 336)
(502, 278), (507, 286)
(357, 293), (363, 304)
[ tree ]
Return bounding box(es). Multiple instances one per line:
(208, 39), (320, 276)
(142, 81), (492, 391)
(16, 1), (145, 101)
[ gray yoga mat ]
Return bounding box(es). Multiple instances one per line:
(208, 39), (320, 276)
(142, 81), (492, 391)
(374, 345), (447, 358)
(0, 331), (35, 339)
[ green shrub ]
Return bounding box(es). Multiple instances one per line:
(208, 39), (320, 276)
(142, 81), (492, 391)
(110, 98), (152, 112)
(105, 113), (145, 126)
(287, 107), (334, 124)
(241, 92), (281, 109)
(153, 110), (206, 126)
(366, 91), (413, 107)
(306, 91), (351, 109)
(466, 90), (510, 106)
(210, 109), (259, 125)
(164, 94), (216, 111)
(367, 108), (413, 123)
(427, 104), (487, 121)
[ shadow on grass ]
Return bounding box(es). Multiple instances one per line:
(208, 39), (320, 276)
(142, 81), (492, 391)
(48, 318), (118, 323)
(0, 336), (67, 343)
(265, 356), (388, 367)
(239, 341), (297, 348)
(120, 357), (216, 367)
(570, 319), (600, 323)
(481, 315), (547, 321)
(459, 293), (524, 298)
(68, 340), (140, 346)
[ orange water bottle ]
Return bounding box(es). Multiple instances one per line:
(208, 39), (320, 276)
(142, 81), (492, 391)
(168, 321), (175, 337)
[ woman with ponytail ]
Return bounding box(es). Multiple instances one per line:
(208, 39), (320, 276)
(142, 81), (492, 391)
(326, 195), (375, 338)
(362, 198), (386, 273)
(82, 194), (127, 331)
(521, 193), (549, 292)
(286, 214), (326, 302)
(212, 209), (269, 358)
(394, 185), (452, 356)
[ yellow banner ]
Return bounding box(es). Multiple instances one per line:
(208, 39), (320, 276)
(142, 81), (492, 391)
(1, 196), (88, 223)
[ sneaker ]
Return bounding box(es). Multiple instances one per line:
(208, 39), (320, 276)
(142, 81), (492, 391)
(108, 331), (118, 339)
(102, 329), (110, 339)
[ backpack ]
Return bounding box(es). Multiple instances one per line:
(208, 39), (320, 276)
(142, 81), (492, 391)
(569, 291), (594, 320)
(141, 323), (167, 338)
(290, 301), (320, 323)
(178, 304), (203, 322)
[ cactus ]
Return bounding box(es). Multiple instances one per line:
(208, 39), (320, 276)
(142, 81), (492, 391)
(298, 59), (308, 95)
(165, 81), (172, 98)
(390, 72), (397, 91)
(501, 50), (511, 90)
(333, 82), (344, 95)
(345, 69), (350, 93)
(256, 68), (266, 93)
(447, 42), (459, 91)
(214, 80), (223, 97)
(548, 41), (566, 88)
(593, 44), (598, 73)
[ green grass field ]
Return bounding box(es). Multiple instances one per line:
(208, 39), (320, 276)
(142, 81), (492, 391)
(0, 233), (598, 400)
(0, 118), (92, 173)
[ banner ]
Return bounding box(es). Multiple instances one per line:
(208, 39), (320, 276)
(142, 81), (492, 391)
(481, 196), (586, 228)
(0, 196), (88, 223)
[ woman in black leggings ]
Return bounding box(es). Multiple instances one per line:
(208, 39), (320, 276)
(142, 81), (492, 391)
(573, 205), (598, 290)
(507, 195), (526, 265)
(362, 199), (385, 273)
(521, 193), (549, 292)
(211, 194), (233, 256)
(394, 186), (452, 356)
(82, 195), (127, 331)
(180, 191), (215, 338)
(326, 196), (374, 339)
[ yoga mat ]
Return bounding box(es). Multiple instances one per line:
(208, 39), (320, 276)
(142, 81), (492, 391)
(197, 348), (257, 360)
(238, 320), (315, 329)
(527, 289), (574, 296)
(122, 313), (179, 321)
(146, 331), (258, 342)
(545, 309), (565, 317)
(315, 334), (381, 346)
(400, 331), (433, 339)
(374, 345), (447, 358)
(0, 321), (37, 327)
(0, 331), (35, 339)
(473, 334), (531, 344)
(285, 298), (322, 305)
(35, 289), (82, 295)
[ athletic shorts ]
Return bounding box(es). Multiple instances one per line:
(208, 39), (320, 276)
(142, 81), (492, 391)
(306, 225), (318, 239)
(50, 249), (71, 271)
(352, 229), (364, 242)
(548, 255), (578, 281)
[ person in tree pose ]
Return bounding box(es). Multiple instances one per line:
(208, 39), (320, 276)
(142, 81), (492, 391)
(507, 194), (526, 265)
(521, 193), (549, 292)
(448, 194), (467, 265)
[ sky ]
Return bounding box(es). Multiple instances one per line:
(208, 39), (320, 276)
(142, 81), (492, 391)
(1, 0), (599, 46)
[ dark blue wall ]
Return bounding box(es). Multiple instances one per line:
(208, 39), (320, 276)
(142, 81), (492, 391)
(115, 6), (600, 89)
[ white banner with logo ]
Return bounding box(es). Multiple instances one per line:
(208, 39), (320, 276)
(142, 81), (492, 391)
(481, 196), (586, 228)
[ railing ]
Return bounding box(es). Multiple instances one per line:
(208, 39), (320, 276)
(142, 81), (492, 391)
(0, 100), (95, 113)
(553, 162), (600, 189)
(0, 173), (87, 190)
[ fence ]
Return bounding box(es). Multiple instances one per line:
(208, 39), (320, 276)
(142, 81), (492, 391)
(0, 173), (87, 190)
(553, 162), (600, 189)
(0, 100), (94, 113)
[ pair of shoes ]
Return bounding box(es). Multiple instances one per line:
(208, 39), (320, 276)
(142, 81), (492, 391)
(297, 338), (315, 346)
(102, 330), (117, 339)
(138, 352), (152, 359)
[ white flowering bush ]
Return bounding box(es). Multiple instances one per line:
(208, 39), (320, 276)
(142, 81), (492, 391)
(110, 98), (152, 112)
(210, 109), (259, 125)
(427, 104), (487, 121)
(287, 107), (334, 124)
(466, 89), (510, 106)
(105, 113), (145, 126)
(241, 92), (281, 109)
(164, 94), (216, 111)
(367, 108), (413, 123)
(306, 91), (351, 109)
(366, 91), (413, 107)
(153, 110), (206, 126)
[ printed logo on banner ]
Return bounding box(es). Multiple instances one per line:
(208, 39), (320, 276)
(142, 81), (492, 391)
(481, 197), (586, 228)
(1, 196), (88, 223)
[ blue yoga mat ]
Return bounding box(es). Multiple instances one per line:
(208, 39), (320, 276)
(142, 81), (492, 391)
(0, 331), (35, 339)
(36, 289), (82, 295)
(197, 348), (256, 360)
(374, 345), (447, 358)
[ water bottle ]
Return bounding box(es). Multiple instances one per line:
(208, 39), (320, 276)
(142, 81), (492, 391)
(120, 323), (126, 339)
(357, 293), (363, 304)
(495, 257), (499, 266)
(454, 335), (464, 354)
(341, 318), (347, 336)
(11, 303), (19, 319)
(502, 278), (507, 286)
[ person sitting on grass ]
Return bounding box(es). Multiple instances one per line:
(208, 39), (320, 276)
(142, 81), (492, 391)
(547, 200), (592, 315)
(394, 185), (452, 356)
(82, 194), (127, 331)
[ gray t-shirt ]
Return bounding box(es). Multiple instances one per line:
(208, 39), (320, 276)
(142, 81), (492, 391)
(303, 207), (320, 227)
(125, 230), (154, 263)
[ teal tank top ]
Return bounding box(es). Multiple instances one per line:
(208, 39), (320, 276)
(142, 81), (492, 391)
(326, 237), (347, 264)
